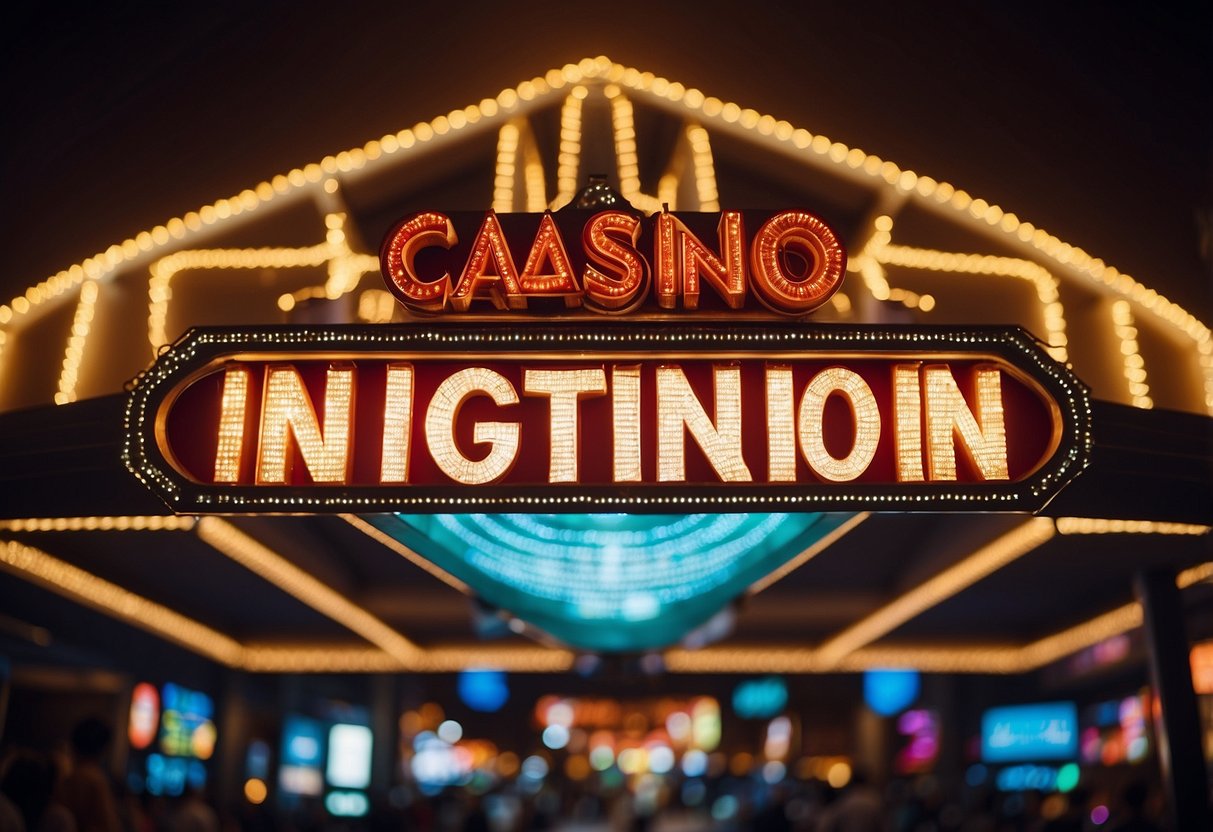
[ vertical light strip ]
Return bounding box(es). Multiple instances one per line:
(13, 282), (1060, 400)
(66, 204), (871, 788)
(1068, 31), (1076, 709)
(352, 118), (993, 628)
(0, 539), (244, 666)
(605, 86), (663, 213)
(195, 517), (419, 665)
(522, 125), (548, 213)
(492, 120), (522, 213)
(54, 279), (100, 404)
(322, 212), (358, 299)
(550, 87), (586, 210)
(893, 364), (924, 481)
(686, 124), (719, 211)
(814, 518), (1055, 668)
(1111, 299), (1153, 408)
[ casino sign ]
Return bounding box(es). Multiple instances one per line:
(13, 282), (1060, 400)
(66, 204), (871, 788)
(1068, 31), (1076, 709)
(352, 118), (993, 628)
(122, 207), (1090, 515)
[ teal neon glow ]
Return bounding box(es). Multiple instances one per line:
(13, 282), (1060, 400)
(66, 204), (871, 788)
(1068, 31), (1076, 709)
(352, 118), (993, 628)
(365, 513), (852, 651)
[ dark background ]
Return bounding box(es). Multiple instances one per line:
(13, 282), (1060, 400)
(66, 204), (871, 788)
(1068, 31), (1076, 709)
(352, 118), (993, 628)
(2, 2), (1209, 319)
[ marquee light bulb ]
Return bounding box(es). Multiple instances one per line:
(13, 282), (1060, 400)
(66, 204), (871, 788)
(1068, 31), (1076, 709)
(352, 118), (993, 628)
(524, 368), (608, 482)
(798, 367), (881, 482)
(256, 365), (354, 484)
(656, 365), (752, 482)
(924, 366), (1009, 481)
(425, 367), (520, 484)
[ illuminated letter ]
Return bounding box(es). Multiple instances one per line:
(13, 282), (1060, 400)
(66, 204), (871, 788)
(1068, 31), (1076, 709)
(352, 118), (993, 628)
(524, 368), (607, 482)
(655, 210), (679, 309)
(583, 211), (648, 312)
(425, 368), (520, 484)
(798, 367), (879, 482)
(657, 365), (752, 482)
(450, 211), (524, 311)
(213, 365), (250, 483)
(924, 365), (1009, 481)
(750, 211), (845, 314)
(518, 212), (581, 306)
(653, 211), (746, 309)
(679, 211), (747, 309)
(380, 212), (457, 312)
(893, 365), (925, 482)
(612, 365), (642, 482)
(766, 365), (796, 482)
(257, 365), (355, 484)
(380, 364), (414, 483)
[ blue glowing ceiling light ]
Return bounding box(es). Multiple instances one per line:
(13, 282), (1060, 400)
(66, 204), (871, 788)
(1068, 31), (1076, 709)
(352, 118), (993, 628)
(364, 512), (854, 652)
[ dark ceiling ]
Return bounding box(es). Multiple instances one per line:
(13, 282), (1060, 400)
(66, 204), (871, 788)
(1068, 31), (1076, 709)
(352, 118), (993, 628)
(1, 3), (1209, 320)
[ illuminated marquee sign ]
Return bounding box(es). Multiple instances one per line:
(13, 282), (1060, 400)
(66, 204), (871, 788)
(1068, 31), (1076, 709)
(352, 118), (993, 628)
(123, 323), (1090, 514)
(379, 209), (845, 316)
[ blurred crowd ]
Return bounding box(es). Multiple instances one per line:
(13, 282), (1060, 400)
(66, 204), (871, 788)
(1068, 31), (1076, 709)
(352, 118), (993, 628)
(0, 718), (1178, 832)
(0, 716), (217, 832)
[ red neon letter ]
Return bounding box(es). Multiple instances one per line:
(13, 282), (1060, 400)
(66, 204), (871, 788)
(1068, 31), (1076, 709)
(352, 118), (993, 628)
(450, 211), (524, 311)
(517, 212), (582, 306)
(749, 211), (845, 314)
(582, 211), (648, 313)
(379, 212), (457, 313)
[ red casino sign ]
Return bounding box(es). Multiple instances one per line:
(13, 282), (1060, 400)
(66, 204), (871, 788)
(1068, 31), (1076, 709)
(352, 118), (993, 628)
(123, 323), (1090, 514)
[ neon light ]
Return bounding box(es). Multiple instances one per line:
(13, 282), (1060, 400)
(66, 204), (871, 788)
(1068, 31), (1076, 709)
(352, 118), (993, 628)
(450, 211), (522, 311)
(982, 702), (1077, 763)
(582, 211), (648, 312)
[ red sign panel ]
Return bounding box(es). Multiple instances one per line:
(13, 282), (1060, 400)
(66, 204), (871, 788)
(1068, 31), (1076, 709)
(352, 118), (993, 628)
(124, 324), (1090, 514)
